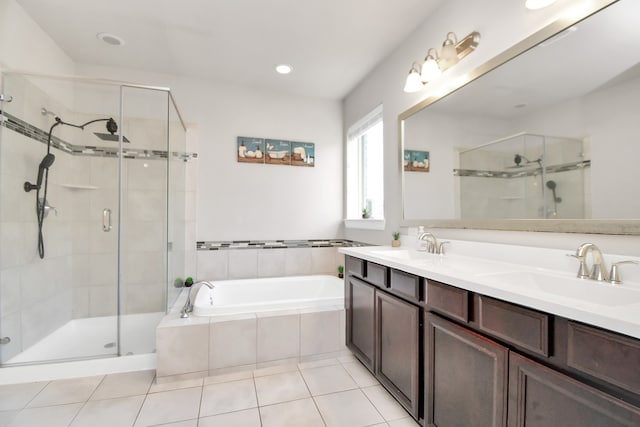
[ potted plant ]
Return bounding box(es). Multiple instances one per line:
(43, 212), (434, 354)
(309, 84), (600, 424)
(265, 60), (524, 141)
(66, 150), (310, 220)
(362, 208), (371, 219)
(337, 265), (344, 278)
(392, 232), (401, 247)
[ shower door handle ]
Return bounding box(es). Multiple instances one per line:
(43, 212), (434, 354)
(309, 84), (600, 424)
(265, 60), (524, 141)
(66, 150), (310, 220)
(103, 208), (112, 232)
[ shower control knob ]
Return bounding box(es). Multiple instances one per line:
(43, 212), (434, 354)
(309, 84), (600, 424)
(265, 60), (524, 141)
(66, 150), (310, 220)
(24, 181), (39, 192)
(0, 337), (10, 345)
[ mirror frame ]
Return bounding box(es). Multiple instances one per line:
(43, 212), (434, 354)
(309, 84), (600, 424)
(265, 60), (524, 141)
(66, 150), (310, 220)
(398, 0), (640, 235)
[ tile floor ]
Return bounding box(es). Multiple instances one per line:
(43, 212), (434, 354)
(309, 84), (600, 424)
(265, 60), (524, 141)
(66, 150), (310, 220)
(0, 354), (420, 427)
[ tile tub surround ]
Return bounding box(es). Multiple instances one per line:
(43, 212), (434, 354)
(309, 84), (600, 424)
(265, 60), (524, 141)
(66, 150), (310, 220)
(156, 305), (346, 380)
(0, 357), (419, 427)
(195, 240), (369, 281)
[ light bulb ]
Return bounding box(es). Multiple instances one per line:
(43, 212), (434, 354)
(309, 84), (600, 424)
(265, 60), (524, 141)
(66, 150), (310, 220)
(404, 68), (423, 93)
(420, 56), (441, 82)
(439, 33), (459, 69)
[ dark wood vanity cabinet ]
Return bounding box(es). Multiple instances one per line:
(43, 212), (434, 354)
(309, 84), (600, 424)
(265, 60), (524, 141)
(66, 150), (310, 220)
(345, 275), (376, 371)
(345, 255), (640, 426)
(376, 291), (420, 418)
(425, 313), (507, 427)
(344, 256), (421, 419)
(508, 352), (640, 426)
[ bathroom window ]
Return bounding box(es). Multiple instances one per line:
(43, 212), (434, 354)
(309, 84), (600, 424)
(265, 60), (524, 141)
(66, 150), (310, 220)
(346, 105), (384, 228)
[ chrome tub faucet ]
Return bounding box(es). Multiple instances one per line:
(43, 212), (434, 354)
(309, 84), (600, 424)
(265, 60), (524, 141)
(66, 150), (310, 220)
(181, 281), (215, 318)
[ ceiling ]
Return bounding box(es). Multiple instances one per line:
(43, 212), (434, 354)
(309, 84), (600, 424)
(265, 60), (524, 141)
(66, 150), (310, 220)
(16, 0), (443, 100)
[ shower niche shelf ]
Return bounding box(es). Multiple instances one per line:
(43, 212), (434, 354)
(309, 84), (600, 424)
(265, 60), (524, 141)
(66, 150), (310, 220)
(60, 184), (99, 190)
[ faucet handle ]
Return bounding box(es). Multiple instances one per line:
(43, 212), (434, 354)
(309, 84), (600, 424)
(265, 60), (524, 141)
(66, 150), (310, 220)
(609, 260), (638, 285)
(437, 241), (450, 255)
(567, 253), (590, 279)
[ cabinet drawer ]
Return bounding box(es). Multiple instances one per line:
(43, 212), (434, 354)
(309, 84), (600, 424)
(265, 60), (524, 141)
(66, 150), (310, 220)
(389, 269), (420, 302)
(567, 322), (640, 395)
(477, 296), (549, 357)
(426, 280), (468, 323)
(366, 262), (389, 288)
(346, 256), (365, 278)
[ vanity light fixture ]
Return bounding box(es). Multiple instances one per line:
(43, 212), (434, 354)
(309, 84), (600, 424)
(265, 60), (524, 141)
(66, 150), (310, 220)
(403, 31), (480, 93)
(403, 63), (424, 93)
(525, 0), (557, 10)
(439, 32), (460, 68)
(420, 48), (442, 82)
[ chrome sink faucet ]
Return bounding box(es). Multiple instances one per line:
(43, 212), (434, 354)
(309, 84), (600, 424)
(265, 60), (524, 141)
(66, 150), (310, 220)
(574, 243), (608, 281)
(570, 243), (638, 284)
(418, 232), (449, 254)
(181, 281), (215, 318)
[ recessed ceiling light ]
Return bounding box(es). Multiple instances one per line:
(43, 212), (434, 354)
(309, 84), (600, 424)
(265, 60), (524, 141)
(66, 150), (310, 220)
(275, 64), (293, 74)
(525, 0), (557, 10)
(97, 32), (125, 46)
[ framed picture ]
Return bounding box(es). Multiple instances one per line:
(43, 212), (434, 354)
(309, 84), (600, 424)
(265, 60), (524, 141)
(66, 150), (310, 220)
(237, 137), (265, 163)
(291, 142), (315, 167)
(265, 139), (291, 165)
(404, 149), (430, 172)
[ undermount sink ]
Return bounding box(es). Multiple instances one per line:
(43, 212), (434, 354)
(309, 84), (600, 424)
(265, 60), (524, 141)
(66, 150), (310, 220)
(479, 271), (640, 307)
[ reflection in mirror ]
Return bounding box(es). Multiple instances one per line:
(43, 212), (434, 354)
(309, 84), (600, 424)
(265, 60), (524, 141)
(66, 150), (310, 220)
(400, 0), (640, 232)
(455, 132), (587, 219)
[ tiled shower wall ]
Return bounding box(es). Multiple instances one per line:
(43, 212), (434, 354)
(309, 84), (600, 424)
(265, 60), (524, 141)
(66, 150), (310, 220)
(0, 75), (193, 363)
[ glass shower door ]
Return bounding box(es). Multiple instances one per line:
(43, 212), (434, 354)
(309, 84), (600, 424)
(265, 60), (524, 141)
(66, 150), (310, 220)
(118, 85), (170, 356)
(0, 73), (121, 365)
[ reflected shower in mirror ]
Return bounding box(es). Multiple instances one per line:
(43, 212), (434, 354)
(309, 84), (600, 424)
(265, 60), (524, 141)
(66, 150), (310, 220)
(400, 0), (640, 233)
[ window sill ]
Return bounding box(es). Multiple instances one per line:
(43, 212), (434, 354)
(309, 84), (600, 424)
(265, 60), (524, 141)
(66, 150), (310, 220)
(344, 218), (386, 230)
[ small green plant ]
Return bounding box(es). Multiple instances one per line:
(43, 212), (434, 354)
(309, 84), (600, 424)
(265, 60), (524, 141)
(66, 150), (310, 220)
(362, 208), (371, 218)
(338, 265), (344, 274)
(393, 232), (400, 240)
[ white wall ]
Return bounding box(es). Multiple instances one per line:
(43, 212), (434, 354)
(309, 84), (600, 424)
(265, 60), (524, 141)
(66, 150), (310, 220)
(77, 64), (344, 242)
(342, 0), (640, 256)
(0, 0), (75, 75)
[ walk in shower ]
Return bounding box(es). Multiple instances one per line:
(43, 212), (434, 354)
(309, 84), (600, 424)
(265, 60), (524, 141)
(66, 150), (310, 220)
(454, 132), (589, 219)
(0, 72), (192, 367)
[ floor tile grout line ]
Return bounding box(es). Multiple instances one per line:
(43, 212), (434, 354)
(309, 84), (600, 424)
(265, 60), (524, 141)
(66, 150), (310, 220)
(297, 364), (328, 427)
(195, 382), (204, 425)
(251, 375), (263, 427)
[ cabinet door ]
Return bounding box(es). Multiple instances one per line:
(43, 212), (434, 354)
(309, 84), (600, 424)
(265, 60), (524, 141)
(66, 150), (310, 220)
(426, 313), (508, 427)
(345, 276), (376, 370)
(375, 291), (420, 418)
(508, 352), (640, 427)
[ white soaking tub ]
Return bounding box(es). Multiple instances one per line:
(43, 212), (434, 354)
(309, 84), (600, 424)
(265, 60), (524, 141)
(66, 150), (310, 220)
(192, 274), (344, 316)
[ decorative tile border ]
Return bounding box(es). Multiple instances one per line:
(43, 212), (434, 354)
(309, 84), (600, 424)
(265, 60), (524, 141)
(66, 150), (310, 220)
(196, 239), (369, 251)
(454, 160), (590, 178)
(1, 111), (197, 161)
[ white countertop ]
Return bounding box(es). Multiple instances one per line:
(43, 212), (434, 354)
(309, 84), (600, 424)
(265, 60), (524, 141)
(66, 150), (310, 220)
(339, 242), (640, 340)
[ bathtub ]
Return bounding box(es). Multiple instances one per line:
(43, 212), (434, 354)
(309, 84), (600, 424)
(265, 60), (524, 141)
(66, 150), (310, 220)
(156, 274), (348, 380)
(192, 274), (344, 316)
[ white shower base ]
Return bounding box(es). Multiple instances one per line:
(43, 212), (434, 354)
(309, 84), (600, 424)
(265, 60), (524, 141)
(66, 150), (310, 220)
(0, 312), (163, 384)
(7, 312), (164, 364)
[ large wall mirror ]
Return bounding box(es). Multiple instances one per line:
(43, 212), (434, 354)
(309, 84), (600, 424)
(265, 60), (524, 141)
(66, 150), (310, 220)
(400, 0), (640, 234)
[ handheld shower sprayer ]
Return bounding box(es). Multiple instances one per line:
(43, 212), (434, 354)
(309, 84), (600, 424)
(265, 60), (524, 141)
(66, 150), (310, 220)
(24, 153), (55, 192)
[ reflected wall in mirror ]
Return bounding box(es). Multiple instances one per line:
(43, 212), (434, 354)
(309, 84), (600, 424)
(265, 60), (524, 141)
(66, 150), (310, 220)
(400, 0), (640, 233)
